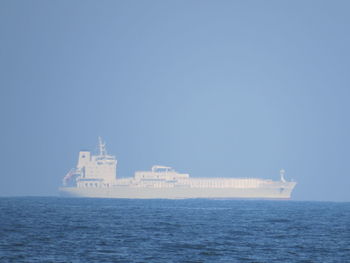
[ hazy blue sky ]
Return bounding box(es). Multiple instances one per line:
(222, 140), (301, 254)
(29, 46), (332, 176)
(1, 1), (349, 201)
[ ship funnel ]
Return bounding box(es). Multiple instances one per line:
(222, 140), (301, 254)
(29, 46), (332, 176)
(280, 169), (286, 182)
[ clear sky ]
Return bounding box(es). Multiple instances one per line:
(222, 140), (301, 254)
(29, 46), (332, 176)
(1, 1), (349, 201)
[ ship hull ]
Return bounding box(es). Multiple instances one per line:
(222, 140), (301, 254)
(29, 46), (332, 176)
(59, 183), (296, 199)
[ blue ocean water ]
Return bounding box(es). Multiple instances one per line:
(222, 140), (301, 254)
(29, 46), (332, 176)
(0, 198), (349, 263)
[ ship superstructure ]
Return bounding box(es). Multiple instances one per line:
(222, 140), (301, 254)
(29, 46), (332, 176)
(60, 138), (297, 199)
(62, 137), (117, 188)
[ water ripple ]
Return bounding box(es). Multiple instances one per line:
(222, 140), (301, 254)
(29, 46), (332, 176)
(0, 197), (349, 263)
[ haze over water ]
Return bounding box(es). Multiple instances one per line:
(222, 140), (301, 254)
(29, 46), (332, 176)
(1, 1), (350, 262)
(1, 2), (350, 201)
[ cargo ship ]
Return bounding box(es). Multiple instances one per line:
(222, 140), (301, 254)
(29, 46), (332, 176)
(59, 138), (296, 199)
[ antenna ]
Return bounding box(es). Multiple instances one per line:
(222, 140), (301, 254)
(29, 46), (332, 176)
(98, 136), (107, 156)
(280, 169), (286, 182)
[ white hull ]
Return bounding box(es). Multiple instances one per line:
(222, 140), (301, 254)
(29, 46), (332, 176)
(59, 183), (296, 199)
(61, 138), (297, 200)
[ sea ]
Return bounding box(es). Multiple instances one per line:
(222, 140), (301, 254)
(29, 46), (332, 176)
(0, 197), (349, 263)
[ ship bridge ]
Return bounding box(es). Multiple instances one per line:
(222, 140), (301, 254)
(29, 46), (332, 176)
(64, 137), (118, 188)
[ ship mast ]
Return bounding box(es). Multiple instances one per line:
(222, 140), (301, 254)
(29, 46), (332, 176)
(98, 136), (107, 156)
(280, 169), (286, 182)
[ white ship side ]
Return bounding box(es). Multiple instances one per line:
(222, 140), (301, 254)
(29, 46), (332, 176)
(59, 138), (297, 199)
